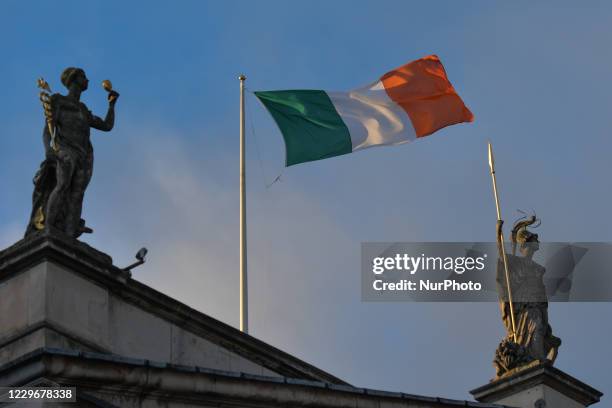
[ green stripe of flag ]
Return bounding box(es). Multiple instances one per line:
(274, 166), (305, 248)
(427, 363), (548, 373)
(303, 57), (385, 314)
(254, 90), (352, 166)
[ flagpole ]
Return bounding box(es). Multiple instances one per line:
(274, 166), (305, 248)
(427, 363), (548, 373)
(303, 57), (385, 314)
(239, 74), (248, 334)
(488, 142), (517, 343)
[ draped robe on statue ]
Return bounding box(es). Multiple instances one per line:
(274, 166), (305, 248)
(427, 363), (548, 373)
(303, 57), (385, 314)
(495, 254), (560, 375)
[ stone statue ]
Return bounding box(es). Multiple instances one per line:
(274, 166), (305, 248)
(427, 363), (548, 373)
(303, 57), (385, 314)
(493, 215), (561, 378)
(25, 68), (119, 239)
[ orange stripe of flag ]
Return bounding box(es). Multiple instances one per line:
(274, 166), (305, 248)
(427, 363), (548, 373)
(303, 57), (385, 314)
(380, 55), (474, 138)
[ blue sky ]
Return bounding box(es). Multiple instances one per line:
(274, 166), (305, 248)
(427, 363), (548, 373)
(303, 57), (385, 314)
(1, 0), (611, 402)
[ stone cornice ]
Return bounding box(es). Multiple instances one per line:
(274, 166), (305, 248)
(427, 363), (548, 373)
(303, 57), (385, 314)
(470, 363), (603, 406)
(1, 348), (508, 408)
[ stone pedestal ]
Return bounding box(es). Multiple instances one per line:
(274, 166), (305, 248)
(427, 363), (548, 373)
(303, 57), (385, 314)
(470, 364), (603, 408)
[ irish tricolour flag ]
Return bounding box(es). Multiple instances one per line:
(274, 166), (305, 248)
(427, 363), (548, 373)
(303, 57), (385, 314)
(255, 55), (474, 166)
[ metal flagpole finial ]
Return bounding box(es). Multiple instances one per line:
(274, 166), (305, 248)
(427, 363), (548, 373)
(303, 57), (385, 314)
(238, 74), (246, 81)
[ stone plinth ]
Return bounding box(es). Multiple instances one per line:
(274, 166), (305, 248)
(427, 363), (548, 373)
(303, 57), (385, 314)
(470, 364), (603, 407)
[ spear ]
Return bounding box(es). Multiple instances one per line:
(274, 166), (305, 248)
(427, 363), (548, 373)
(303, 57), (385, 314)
(488, 142), (517, 343)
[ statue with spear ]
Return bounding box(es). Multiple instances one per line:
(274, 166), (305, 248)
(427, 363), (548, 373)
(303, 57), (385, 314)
(487, 142), (561, 378)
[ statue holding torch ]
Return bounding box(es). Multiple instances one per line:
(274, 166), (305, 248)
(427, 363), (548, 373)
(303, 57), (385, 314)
(26, 67), (119, 238)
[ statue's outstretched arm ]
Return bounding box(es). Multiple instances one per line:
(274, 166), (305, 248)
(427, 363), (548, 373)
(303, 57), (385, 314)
(90, 107), (115, 132)
(90, 91), (119, 132)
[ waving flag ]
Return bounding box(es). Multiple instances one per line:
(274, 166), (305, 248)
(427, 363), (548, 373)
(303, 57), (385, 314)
(255, 55), (473, 166)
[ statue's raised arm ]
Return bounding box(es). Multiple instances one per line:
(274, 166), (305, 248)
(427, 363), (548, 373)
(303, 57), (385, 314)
(90, 79), (119, 132)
